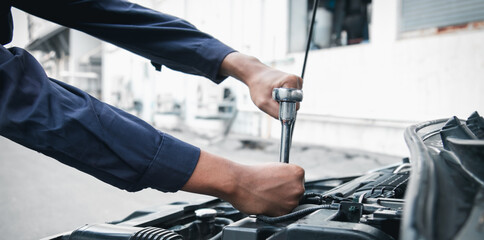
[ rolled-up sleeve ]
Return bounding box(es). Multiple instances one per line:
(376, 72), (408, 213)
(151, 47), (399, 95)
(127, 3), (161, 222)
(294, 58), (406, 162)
(12, 0), (236, 83)
(0, 46), (199, 192)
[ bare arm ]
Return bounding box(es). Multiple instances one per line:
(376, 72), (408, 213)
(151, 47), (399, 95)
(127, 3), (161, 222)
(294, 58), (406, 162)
(182, 150), (305, 217)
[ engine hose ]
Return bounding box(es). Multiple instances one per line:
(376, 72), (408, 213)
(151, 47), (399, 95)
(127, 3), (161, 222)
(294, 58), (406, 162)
(303, 192), (322, 198)
(300, 192), (351, 205)
(256, 204), (332, 224)
(215, 217), (234, 226)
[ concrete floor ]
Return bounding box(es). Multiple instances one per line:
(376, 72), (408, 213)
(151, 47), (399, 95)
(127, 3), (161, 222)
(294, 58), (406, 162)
(0, 131), (402, 239)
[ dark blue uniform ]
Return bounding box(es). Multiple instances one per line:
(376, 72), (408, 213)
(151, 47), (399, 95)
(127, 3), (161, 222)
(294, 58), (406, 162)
(0, 0), (235, 192)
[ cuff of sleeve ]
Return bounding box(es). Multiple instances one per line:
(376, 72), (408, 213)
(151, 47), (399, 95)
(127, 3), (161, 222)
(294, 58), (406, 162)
(135, 132), (200, 192)
(196, 39), (236, 84)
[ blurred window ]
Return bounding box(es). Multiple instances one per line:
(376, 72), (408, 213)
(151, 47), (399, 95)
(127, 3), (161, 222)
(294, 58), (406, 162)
(401, 0), (484, 33)
(288, 0), (372, 53)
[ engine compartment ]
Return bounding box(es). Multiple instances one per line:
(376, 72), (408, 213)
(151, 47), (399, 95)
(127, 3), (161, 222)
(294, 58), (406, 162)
(47, 111), (484, 240)
(58, 160), (410, 240)
(220, 163), (409, 240)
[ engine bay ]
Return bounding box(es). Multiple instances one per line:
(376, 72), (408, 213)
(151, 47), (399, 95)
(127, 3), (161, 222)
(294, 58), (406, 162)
(63, 162), (409, 240)
(46, 111), (483, 240)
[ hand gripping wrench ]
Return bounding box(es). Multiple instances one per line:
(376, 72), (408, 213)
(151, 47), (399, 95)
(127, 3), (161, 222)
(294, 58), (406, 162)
(272, 88), (303, 163)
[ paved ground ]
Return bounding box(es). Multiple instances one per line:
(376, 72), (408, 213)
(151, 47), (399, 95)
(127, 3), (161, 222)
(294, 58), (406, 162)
(0, 130), (402, 239)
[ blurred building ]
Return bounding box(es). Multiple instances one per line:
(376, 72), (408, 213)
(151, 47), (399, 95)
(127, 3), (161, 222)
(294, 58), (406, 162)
(25, 18), (102, 99)
(12, 0), (484, 156)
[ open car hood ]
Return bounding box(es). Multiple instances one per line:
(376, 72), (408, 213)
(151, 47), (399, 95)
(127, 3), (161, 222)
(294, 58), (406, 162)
(402, 112), (484, 240)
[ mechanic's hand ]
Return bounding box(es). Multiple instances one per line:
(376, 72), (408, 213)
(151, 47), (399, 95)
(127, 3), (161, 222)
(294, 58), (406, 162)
(227, 162), (305, 216)
(220, 52), (303, 118)
(182, 150), (305, 217)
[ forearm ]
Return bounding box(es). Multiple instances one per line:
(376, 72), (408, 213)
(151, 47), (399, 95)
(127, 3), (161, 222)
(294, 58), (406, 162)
(181, 151), (239, 199)
(219, 52), (267, 87)
(12, 0), (235, 82)
(0, 46), (199, 193)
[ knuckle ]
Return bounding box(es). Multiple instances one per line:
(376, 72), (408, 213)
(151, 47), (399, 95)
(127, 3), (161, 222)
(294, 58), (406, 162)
(296, 186), (305, 196)
(282, 75), (303, 89)
(292, 165), (305, 178)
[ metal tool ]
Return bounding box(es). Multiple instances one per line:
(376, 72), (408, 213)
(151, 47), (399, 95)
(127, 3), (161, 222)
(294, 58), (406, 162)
(272, 88), (303, 163)
(272, 0), (315, 163)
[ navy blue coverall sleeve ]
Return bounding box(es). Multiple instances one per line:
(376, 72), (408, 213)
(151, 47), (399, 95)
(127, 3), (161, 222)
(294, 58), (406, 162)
(0, 0), (235, 192)
(11, 0), (236, 83)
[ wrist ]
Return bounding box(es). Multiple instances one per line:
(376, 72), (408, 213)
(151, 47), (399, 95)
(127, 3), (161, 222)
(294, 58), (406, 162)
(219, 52), (268, 88)
(181, 150), (240, 199)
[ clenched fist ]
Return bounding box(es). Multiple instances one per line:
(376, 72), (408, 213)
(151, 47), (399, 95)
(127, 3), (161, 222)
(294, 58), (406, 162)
(182, 151), (305, 216)
(219, 52), (303, 119)
(226, 162), (305, 216)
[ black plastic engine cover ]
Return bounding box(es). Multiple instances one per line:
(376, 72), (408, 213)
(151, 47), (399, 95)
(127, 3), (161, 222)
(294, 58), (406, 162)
(221, 209), (393, 240)
(271, 209), (393, 240)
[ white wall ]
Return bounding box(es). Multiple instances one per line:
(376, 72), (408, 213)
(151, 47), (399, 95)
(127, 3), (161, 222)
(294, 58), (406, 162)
(103, 0), (483, 156)
(270, 0), (484, 156)
(11, 0), (483, 156)
(7, 8), (29, 48)
(10, 0), (475, 157)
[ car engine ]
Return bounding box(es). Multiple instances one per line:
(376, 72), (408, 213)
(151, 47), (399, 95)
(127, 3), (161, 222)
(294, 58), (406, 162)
(44, 112), (483, 240)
